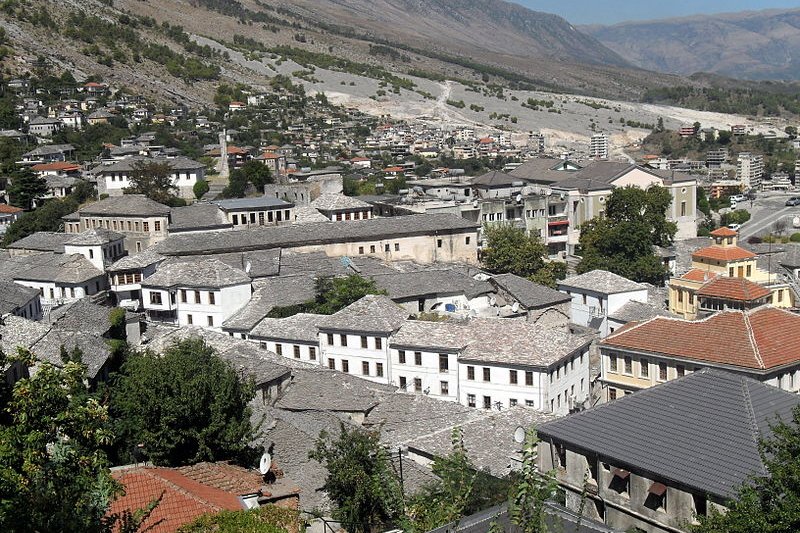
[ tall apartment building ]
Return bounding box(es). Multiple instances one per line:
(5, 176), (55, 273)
(589, 133), (609, 160)
(736, 152), (763, 190)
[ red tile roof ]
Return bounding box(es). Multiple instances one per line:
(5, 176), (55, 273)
(602, 306), (800, 370)
(710, 227), (738, 237)
(31, 161), (81, 172)
(697, 277), (771, 302)
(0, 204), (23, 214)
(175, 462), (262, 495)
(110, 466), (244, 533)
(681, 268), (718, 283)
(692, 245), (755, 262)
(383, 166), (403, 172)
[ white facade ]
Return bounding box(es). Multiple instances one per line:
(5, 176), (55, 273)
(257, 339), (319, 365)
(99, 165), (205, 199)
(390, 348), (459, 401)
(561, 286), (649, 338)
(63, 239), (125, 271)
(589, 133), (609, 159)
(142, 283), (251, 331)
(736, 152), (764, 190)
(15, 277), (107, 307)
(319, 331), (391, 384)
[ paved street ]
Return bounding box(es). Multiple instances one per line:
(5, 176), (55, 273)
(737, 191), (800, 240)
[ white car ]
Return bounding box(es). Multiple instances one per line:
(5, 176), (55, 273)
(730, 194), (745, 203)
(727, 223), (742, 231)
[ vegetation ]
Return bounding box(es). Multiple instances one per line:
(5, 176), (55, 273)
(643, 83), (800, 117)
(510, 427), (559, 533)
(178, 505), (301, 533)
(268, 275), (387, 318)
(193, 180), (210, 200)
(721, 209), (752, 227)
(220, 160), (274, 198)
(481, 224), (567, 288)
(577, 185), (676, 285)
(7, 169), (47, 210)
(124, 160), (179, 205)
(109, 338), (257, 467)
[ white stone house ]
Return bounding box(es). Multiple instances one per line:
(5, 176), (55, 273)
(250, 313), (323, 364)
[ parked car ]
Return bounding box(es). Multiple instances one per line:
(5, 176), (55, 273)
(730, 194), (745, 203)
(786, 197), (800, 206)
(727, 223), (742, 231)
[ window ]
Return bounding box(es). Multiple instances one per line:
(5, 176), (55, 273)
(746, 265), (752, 277)
(467, 394), (476, 407)
(194, 290), (201, 304)
(258, 212), (265, 225)
(509, 398), (518, 407)
(414, 351), (422, 365)
(609, 388), (617, 401)
(327, 333), (334, 345)
(328, 358), (335, 370)
(676, 365), (685, 377)
(510, 370), (518, 384)
(645, 483), (668, 512)
(340, 334), (347, 346)
(465, 236), (471, 245)
(362, 362), (370, 375)
(341, 360), (350, 373)
(385, 243), (390, 252)
(309, 347), (316, 360)
(294, 346), (301, 359)
(180, 289), (187, 303)
(370, 245), (376, 253)
(89, 249), (94, 259)
(609, 355), (618, 372)
(640, 358), (649, 378)
(624, 356), (632, 375)
(483, 396), (492, 409)
(439, 354), (449, 372)
(154, 221), (161, 231)
(394, 243), (400, 251)
(467, 366), (475, 380)
(209, 292), (216, 305)
(187, 314), (193, 325)
(437, 239), (443, 248)
(659, 362), (668, 381)
(440, 381), (449, 395)
(483, 367), (491, 381)
(361, 336), (368, 348)
(232, 214), (239, 225)
(525, 400), (534, 407)
(609, 468), (630, 495)
(143, 222), (149, 232)
(680, 201), (686, 217)
(524, 371), (534, 386)
(778, 290), (784, 303)
(375, 337), (382, 350)
(358, 246), (364, 255)
(207, 316), (213, 327)
(376, 363), (384, 377)
(398, 350), (406, 364)
(678, 290), (683, 303)
(149, 292), (162, 305)
(414, 378), (422, 392)
(276, 344), (283, 356)
(729, 267), (735, 277)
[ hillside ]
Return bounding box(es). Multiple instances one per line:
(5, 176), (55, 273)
(584, 8), (800, 80)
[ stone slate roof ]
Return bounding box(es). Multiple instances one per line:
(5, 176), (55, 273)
(277, 251), (398, 278)
(7, 231), (71, 252)
(212, 196), (293, 211)
(559, 270), (645, 295)
(107, 248), (165, 272)
(309, 193), (371, 211)
(0, 281), (39, 314)
(47, 299), (115, 336)
(168, 204), (231, 232)
(251, 313), (325, 344)
(319, 295), (410, 334)
(372, 269), (492, 300)
(537, 369), (800, 499)
(275, 368), (395, 413)
(200, 249), (281, 279)
(65, 228), (125, 246)
(491, 273), (571, 309)
(470, 171), (522, 188)
(32, 329), (112, 380)
(93, 155), (204, 174)
(607, 301), (672, 324)
(154, 214), (478, 256)
(0, 315), (49, 354)
(0, 253), (104, 284)
(141, 258), (251, 289)
(23, 144), (74, 157)
(390, 320), (471, 351)
(293, 205), (330, 224)
(222, 275), (316, 332)
(509, 158), (581, 184)
(78, 195), (171, 217)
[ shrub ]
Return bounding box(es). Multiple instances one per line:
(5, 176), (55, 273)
(193, 180), (210, 199)
(790, 233), (800, 243)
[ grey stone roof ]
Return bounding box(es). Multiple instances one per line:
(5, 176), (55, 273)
(212, 196), (293, 211)
(309, 193), (371, 211)
(23, 144), (74, 157)
(65, 228), (125, 246)
(537, 369), (800, 499)
(29, 115), (61, 125)
(372, 269), (493, 300)
(293, 205), (330, 224)
(277, 251), (398, 278)
(93, 155), (204, 173)
(78, 195), (171, 217)
(275, 367), (395, 413)
(0, 253), (104, 284)
(470, 171), (522, 188)
(510, 158), (582, 184)
(0, 281), (39, 314)
(7, 231), (71, 252)
(107, 247), (165, 272)
(32, 329), (112, 380)
(0, 315), (49, 354)
(210, 249), (281, 279)
(390, 320), (472, 351)
(459, 319), (593, 368)
(154, 214), (478, 256)
(559, 270), (645, 295)
(608, 300), (672, 324)
(491, 273), (571, 309)
(778, 244), (800, 268)
(47, 299), (116, 337)
(319, 295), (410, 334)
(223, 275), (315, 332)
(141, 258), (251, 289)
(168, 204), (231, 232)
(673, 237), (713, 275)
(250, 313), (325, 343)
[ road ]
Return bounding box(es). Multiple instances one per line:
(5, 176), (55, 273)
(739, 191), (800, 240)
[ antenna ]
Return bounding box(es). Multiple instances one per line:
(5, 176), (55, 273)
(514, 426), (526, 444)
(245, 261), (252, 274)
(259, 451), (272, 476)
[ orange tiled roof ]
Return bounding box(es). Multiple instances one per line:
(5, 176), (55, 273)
(175, 462), (262, 495)
(692, 245), (755, 262)
(31, 161), (80, 172)
(710, 227), (738, 237)
(110, 467), (243, 533)
(383, 166), (403, 172)
(261, 152), (280, 159)
(681, 268), (719, 283)
(697, 277), (771, 302)
(0, 204), (23, 214)
(602, 306), (800, 370)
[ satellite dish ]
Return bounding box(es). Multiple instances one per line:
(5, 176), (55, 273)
(511, 302), (520, 313)
(259, 452), (272, 475)
(514, 426), (526, 444)
(245, 261), (252, 274)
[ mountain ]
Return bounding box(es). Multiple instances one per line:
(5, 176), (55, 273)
(584, 8), (800, 80)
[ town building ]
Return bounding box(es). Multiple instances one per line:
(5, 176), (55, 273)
(92, 156), (206, 199)
(211, 197), (295, 228)
(0, 281), (42, 320)
(589, 133), (609, 159)
(0, 204), (23, 234)
(735, 152), (764, 190)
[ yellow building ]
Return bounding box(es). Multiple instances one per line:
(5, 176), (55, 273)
(669, 227), (791, 319)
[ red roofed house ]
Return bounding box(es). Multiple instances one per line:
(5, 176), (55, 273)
(0, 204), (23, 233)
(255, 151), (287, 175)
(350, 156), (372, 169)
(110, 462), (300, 533)
(228, 101), (246, 112)
(600, 305), (800, 400)
(31, 161), (81, 177)
(205, 145), (251, 169)
(668, 227), (792, 319)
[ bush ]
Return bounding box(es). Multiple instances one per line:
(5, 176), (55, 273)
(790, 233), (800, 243)
(193, 180), (210, 199)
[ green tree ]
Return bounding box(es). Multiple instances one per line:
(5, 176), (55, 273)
(109, 338), (257, 467)
(8, 169), (48, 210)
(693, 406), (800, 533)
(221, 161), (274, 198)
(510, 427), (559, 533)
(481, 224), (566, 288)
(577, 186), (676, 285)
(309, 424), (403, 533)
(697, 187), (711, 217)
(2, 196), (79, 246)
(124, 160), (177, 204)
(312, 275), (388, 315)
(193, 180), (210, 200)
(178, 505), (300, 533)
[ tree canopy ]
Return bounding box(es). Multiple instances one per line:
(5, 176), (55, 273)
(268, 275), (387, 318)
(123, 160), (178, 205)
(109, 338), (257, 467)
(577, 185), (676, 285)
(8, 168), (48, 210)
(178, 505), (300, 533)
(693, 406), (800, 533)
(480, 224), (566, 288)
(221, 160), (274, 198)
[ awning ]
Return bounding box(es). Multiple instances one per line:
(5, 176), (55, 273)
(548, 220), (569, 227)
(612, 468), (630, 480)
(649, 482), (667, 496)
